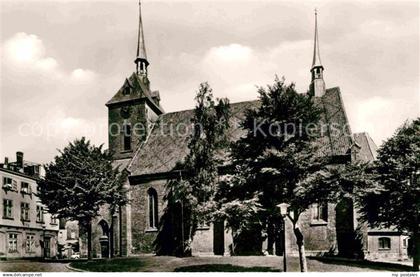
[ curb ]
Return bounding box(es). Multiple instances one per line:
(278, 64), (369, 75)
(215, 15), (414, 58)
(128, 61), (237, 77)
(65, 263), (85, 272)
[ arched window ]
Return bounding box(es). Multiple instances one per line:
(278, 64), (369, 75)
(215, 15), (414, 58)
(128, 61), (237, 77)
(147, 188), (158, 229)
(123, 122), (131, 151)
(378, 237), (391, 249)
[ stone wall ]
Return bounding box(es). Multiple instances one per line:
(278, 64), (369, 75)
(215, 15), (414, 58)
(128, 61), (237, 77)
(285, 203), (337, 256)
(130, 179), (166, 254)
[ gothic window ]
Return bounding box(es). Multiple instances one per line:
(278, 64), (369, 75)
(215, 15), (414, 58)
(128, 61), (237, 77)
(123, 122), (132, 151)
(3, 199), (13, 219)
(147, 188), (158, 229)
(312, 202), (328, 222)
(378, 237), (391, 249)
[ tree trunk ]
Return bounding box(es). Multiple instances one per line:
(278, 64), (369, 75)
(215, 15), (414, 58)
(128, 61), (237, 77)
(293, 226), (307, 272)
(413, 231), (420, 271)
(87, 220), (93, 260)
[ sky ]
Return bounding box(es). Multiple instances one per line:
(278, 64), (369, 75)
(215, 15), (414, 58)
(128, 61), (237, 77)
(0, 0), (419, 164)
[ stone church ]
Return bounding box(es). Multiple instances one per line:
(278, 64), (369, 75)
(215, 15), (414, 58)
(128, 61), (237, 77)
(84, 3), (409, 260)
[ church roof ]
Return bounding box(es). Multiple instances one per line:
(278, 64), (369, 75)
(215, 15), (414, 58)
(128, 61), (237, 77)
(105, 72), (164, 114)
(126, 87), (354, 177)
(353, 132), (378, 162)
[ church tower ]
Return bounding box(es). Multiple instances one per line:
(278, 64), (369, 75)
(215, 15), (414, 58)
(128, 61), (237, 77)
(309, 9), (326, 97)
(106, 0), (164, 160)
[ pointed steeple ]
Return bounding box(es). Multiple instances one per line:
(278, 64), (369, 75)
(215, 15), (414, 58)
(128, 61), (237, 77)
(312, 9), (323, 69)
(309, 8), (326, 97)
(135, 0), (149, 77)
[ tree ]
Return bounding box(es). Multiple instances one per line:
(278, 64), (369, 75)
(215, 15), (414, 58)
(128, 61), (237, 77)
(154, 82), (231, 256)
(38, 137), (128, 260)
(220, 77), (338, 271)
(355, 118), (420, 270)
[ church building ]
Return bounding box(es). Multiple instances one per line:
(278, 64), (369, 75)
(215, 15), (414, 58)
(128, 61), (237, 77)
(85, 3), (409, 261)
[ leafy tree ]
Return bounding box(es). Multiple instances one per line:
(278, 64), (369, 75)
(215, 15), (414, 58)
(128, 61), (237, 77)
(38, 137), (128, 260)
(220, 77), (340, 271)
(355, 119), (420, 270)
(154, 82), (231, 256)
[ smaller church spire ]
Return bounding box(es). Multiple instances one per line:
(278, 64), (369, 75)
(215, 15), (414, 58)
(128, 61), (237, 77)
(135, 0), (149, 77)
(309, 8), (326, 97)
(311, 9), (322, 69)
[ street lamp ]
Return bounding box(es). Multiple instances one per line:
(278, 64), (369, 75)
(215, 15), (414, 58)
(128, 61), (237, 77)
(277, 203), (289, 272)
(42, 225), (46, 260)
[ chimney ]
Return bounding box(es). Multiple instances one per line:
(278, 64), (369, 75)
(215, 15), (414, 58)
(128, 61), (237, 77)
(3, 157), (8, 169)
(16, 151), (24, 169)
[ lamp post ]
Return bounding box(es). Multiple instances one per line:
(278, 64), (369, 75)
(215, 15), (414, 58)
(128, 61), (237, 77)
(42, 225), (46, 260)
(277, 203), (289, 272)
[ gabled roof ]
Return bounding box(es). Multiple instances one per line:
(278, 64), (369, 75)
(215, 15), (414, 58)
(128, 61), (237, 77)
(353, 132), (378, 162)
(105, 72), (164, 115)
(313, 87), (353, 156)
(126, 87), (354, 177)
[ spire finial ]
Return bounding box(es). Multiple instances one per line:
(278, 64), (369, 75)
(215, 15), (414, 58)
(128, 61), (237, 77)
(135, 0), (149, 76)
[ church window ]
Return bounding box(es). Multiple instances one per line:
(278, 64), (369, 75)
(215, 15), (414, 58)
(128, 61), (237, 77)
(378, 237), (391, 249)
(147, 188), (158, 229)
(123, 122), (132, 151)
(312, 202), (328, 222)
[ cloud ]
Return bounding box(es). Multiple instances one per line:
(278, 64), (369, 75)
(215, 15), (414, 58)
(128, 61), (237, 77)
(0, 32), (104, 163)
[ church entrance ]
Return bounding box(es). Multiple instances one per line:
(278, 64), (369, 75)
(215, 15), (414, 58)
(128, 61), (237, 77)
(98, 220), (110, 258)
(213, 220), (225, 255)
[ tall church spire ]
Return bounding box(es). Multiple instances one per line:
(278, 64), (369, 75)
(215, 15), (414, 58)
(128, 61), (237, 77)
(310, 9), (326, 97)
(135, 0), (149, 77)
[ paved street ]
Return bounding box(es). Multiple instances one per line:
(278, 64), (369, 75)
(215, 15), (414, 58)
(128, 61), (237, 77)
(0, 260), (73, 272)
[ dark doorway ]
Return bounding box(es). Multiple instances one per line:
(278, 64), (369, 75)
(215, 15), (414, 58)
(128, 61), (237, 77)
(44, 238), (51, 258)
(98, 220), (110, 258)
(213, 220), (225, 255)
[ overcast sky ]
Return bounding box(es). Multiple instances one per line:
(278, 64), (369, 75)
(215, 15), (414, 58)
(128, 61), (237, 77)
(0, 0), (419, 163)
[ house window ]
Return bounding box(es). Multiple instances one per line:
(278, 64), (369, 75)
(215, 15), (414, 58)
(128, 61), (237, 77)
(123, 122), (132, 151)
(21, 202), (30, 221)
(148, 188), (158, 229)
(51, 215), (58, 225)
(378, 237), (391, 250)
(3, 199), (13, 219)
(312, 202), (328, 222)
(3, 177), (16, 190)
(26, 235), (35, 253)
(21, 182), (30, 194)
(8, 233), (18, 253)
(36, 205), (44, 223)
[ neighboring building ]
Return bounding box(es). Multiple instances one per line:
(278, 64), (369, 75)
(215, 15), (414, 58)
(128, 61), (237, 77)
(83, 4), (399, 259)
(0, 152), (59, 259)
(353, 132), (410, 260)
(57, 219), (79, 258)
